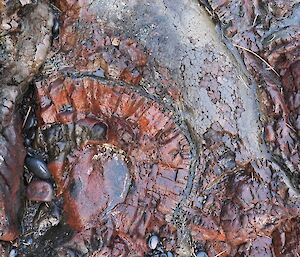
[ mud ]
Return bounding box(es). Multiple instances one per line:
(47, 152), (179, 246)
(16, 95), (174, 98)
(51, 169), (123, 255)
(0, 0), (299, 256)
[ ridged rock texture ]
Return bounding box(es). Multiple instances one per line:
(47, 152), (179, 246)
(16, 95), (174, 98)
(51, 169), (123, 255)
(0, 0), (299, 256)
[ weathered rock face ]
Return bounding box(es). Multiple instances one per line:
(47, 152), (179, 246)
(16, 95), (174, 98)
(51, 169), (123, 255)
(205, 0), (300, 185)
(1, 0), (299, 256)
(0, 0), (53, 87)
(34, 76), (192, 236)
(16, 0), (298, 256)
(0, 0), (53, 241)
(194, 0), (300, 255)
(49, 0), (267, 166)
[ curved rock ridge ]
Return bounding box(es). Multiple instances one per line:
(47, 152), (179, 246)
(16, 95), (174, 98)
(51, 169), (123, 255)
(32, 76), (192, 255)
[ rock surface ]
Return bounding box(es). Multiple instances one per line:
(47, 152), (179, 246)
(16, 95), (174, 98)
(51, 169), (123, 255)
(0, 0), (53, 87)
(205, 0), (300, 188)
(25, 0), (300, 256)
(0, 93), (25, 241)
(0, 0), (53, 241)
(0, 0), (298, 256)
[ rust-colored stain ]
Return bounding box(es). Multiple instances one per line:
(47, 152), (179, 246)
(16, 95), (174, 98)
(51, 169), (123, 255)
(34, 77), (191, 254)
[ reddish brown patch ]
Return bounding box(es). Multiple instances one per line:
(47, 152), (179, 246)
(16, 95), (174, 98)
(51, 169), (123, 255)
(50, 4), (148, 86)
(34, 77), (191, 254)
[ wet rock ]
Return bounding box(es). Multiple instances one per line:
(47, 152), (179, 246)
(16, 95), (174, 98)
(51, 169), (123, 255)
(33, 73), (191, 256)
(190, 1), (300, 254)
(205, 0), (300, 190)
(25, 156), (51, 179)
(26, 180), (53, 202)
(0, 0), (53, 242)
(34, 77), (191, 239)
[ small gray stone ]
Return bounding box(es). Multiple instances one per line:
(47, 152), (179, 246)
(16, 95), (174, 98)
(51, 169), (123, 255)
(166, 251), (174, 257)
(9, 249), (17, 257)
(148, 235), (159, 250)
(196, 251), (208, 257)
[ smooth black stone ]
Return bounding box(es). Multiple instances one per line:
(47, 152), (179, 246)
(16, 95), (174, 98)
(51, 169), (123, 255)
(24, 137), (32, 146)
(25, 156), (51, 179)
(24, 113), (37, 131)
(25, 127), (36, 142)
(52, 17), (60, 39)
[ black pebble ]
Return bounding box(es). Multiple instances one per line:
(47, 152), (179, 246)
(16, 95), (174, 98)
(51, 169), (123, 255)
(91, 123), (107, 140)
(26, 147), (37, 157)
(24, 114), (37, 131)
(24, 137), (32, 147)
(25, 156), (51, 179)
(24, 127), (36, 142)
(52, 17), (60, 39)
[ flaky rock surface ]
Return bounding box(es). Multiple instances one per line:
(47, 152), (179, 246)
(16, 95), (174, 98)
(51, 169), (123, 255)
(25, 0), (300, 256)
(0, 0), (299, 256)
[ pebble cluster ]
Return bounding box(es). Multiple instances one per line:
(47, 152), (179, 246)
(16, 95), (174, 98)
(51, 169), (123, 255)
(23, 106), (54, 203)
